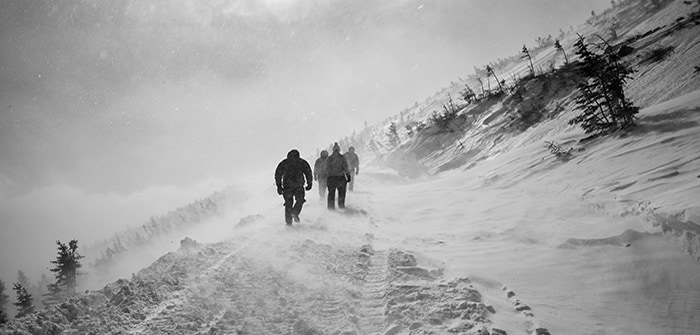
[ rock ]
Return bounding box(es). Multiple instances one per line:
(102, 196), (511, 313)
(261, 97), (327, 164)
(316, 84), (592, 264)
(485, 305), (496, 314)
(492, 328), (508, 335)
(535, 327), (551, 335)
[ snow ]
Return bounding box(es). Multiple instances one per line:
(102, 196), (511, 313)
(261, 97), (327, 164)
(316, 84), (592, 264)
(4, 89), (699, 334)
(3, 1), (700, 334)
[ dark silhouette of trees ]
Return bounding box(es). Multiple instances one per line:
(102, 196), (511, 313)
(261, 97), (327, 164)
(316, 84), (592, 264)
(0, 280), (9, 325)
(12, 283), (34, 318)
(429, 94), (463, 132)
(554, 39), (569, 65)
(486, 65), (505, 95)
(521, 45), (535, 77)
(460, 83), (476, 104)
(570, 34), (639, 134)
(48, 239), (84, 300)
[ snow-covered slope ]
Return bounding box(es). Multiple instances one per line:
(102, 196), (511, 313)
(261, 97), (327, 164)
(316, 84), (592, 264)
(3, 1), (700, 335)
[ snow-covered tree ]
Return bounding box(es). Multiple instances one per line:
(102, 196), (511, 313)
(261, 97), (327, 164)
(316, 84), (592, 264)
(12, 283), (34, 318)
(49, 239), (84, 297)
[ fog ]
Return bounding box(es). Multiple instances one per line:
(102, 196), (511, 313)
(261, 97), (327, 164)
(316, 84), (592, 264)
(0, 0), (610, 285)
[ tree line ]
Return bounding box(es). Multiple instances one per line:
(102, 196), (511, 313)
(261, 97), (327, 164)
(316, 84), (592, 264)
(0, 239), (84, 323)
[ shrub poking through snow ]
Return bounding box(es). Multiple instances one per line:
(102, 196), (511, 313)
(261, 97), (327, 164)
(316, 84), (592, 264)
(545, 141), (573, 161)
(570, 34), (639, 134)
(428, 94), (464, 132)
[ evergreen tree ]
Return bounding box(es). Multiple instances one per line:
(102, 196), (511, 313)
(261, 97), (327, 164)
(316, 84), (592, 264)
(570, 34), (639, 134)
(0, 280), (9, 325)
(49, 239), (84, 297)
(554, 39), (569, 65)
(521, 45), (535, 77)
(486, 65), (505, 94)
(12, 283), (34, 318)
(460, 84), (476, 104)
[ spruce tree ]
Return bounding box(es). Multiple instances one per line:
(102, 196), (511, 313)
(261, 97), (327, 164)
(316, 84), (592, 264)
(486, 65), (505, 94)
(570, 34), (639, 134)
(12, 283), (34, 318)
(0, 280), (9, 325)
(554, 39), (569, 65)
(49, 239), (84, 297)
(521, 45), (535, 77)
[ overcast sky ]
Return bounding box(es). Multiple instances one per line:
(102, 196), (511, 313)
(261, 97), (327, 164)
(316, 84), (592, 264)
(0, 0), (611, 281)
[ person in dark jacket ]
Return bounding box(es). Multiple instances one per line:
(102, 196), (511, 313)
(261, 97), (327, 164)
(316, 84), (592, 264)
(325, 143), (351, 210)
(344, 146), (360, 191)
(274, 149), (313, 225)
(313, 150), (329, 200)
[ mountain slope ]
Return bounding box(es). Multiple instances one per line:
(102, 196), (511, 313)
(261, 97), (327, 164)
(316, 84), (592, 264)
(3, 1), (700, 334)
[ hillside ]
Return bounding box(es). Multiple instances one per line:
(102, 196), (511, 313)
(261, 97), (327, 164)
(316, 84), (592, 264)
(355, 0), (700, 259)
(2, 0), (700, 334)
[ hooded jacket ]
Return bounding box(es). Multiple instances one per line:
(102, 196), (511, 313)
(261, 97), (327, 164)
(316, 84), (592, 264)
(326, 149), (350, 177)
(275, 149), (313, 189)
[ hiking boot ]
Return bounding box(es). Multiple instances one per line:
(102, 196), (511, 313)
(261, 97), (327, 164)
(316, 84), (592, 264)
(292, 213), (300, 222)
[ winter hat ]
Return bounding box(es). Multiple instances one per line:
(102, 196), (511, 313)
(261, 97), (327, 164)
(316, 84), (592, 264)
(287, 149), (300, 158)
(320, 150), (329, 158)
(332, 143), (340, 152)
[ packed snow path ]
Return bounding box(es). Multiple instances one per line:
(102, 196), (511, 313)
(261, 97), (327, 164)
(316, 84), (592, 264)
(108, 217), (500, 335)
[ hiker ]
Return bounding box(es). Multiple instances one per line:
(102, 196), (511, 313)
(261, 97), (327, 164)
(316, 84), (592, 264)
(313, 150), (329, 200)
(274, 149), (313, 225)
(344, 146), (360, 191)
(326, 143), (351, 210)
